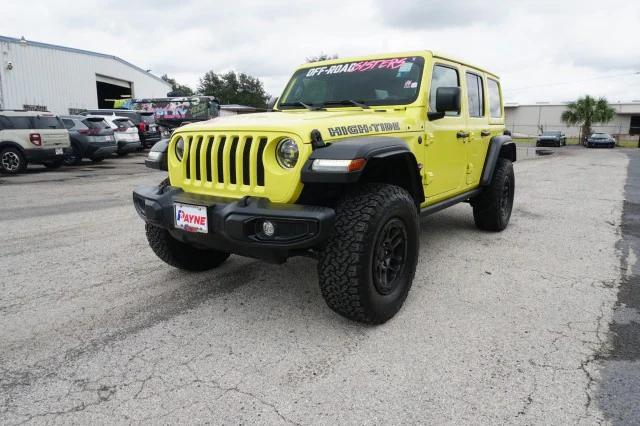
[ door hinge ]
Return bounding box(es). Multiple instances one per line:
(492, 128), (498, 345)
(466, 163), (474, 174)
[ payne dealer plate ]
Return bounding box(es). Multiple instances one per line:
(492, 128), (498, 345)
(174, 203), (208, 233)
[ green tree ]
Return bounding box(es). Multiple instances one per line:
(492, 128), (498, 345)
(306, 53), (338, 63)
(561, 95), (615, 141)
(197, 71), (268, 108)
(161, 74), (194, 97)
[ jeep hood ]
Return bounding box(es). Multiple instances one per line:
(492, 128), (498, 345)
(180, 110), (419, 142)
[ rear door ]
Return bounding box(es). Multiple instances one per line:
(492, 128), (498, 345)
(463, 70), (490, 186)
(423, 62), (468, 201)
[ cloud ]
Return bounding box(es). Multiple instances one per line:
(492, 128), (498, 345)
(1, 0), (639, 103)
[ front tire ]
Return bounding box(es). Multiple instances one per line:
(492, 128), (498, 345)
(0, 147), (27, 174)
(145, 224), (230, 271)
(318, 183), (419, 324)
(472, 158), (515, 232)
(64, 144), (83, 166)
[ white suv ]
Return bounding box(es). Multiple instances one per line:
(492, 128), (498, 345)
(0, 110), (71, 174)
(85, 114), (141, 156)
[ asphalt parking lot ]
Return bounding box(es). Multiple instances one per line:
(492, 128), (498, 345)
(1, 147), (638, 424)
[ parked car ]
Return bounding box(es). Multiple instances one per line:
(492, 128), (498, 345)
(585, 133), (615, 148)
(60, 115), (117, 165)
(86, 115), (141, 156)
(536, 131), (566, 147)
(0, 110), (70, 174)
(81, 109), (160, 148)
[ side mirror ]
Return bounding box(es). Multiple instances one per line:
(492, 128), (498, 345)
(428, 86), (461, 120)
(145, 138), (169, 171)
(267, 96), (279, 112)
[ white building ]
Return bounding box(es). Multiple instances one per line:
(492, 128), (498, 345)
(0, 35), (171, 114)
(505, 102), (640, 140)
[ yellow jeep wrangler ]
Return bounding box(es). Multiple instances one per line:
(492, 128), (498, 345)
(134, 51), (516, 324)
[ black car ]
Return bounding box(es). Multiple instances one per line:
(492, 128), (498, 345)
(60, 116), (117, 165)
(536, 131), (566, 147)
(81, 109), (161, 148)
(585, 133), (615, 148)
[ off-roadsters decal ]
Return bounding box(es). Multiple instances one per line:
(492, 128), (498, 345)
(327, 122), (401, 137)
(306, 57), (412, 77)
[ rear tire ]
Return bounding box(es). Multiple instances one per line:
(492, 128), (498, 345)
(472, 158), (515, 232)
(117, 152), (128, 157)
(91, 158), (105, 163)
(145, 224), (230, 271)
(317, 183), (419, 324)
(0, 147), (27, 174)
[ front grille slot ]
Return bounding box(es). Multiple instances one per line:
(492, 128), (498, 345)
(242, 137), (253, 185)
(183, 133), (270, 191)
(216, 136), (226, 183)
(256, 137), (267, 187)
(229, 137), (239, 185)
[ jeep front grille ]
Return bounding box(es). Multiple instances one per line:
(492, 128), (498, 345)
(182, 133), (268, 190)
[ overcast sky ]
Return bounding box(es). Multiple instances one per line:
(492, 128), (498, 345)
(3, 0), (639, 104)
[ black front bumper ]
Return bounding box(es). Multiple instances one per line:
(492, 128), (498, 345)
(536, 139), (561, 146)
(133, 185), (335, 263)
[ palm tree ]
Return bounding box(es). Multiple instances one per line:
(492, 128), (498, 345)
(561, 95), (615, 143)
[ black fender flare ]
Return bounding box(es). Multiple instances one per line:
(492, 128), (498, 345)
(300, 136), (425, 204)
(0, 141), (26, 155)
(480, 135), (516, 186)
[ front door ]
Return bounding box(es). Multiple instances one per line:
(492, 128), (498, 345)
(423, 63), (468, 202)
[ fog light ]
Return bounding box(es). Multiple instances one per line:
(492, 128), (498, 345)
(262, 220), (275, 237)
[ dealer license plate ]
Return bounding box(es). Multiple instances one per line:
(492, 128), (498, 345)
(55, 148), (63, 155)
(174, 203), (208, 233)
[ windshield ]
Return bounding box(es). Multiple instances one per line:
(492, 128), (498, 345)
(114, 118), (135, 128)
(140, 113), (155, 123)
(279, 56), (425, 109)
(83, 118), (110, 129)
(34, 115), (64, 129)
(542, 131), (561, 136)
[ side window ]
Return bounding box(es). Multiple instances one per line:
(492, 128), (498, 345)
(488, 78), (502, 118)
(429, 65), (459, 116)
(0, 116), (13, 130)
(62, 119), (75, 129)
(8, 116), (33, 129)
(465, 72), (484, 118)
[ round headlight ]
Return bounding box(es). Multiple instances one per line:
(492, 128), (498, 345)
(175, 137), (185, 161)
(276, 138), (299, 169)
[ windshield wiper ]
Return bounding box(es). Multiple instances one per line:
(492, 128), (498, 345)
(278, 101), (323, 111)
(322, 99), (370, 109)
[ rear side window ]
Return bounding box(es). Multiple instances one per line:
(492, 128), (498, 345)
(34, 116), (65, 129)
(83, 118), (110, 129)
(429, 65), (459, 116)
(62, 119), (75, 129)
(488, 78), (502, 118)
(0, 116), (13, 130)
(6, 116), (33, 129)
(465, 72), (484, 118)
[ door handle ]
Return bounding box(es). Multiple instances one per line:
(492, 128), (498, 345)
(456, 131), (469, 139)
(481, 130), (491, 137)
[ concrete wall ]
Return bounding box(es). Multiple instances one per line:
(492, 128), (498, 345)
(0, 37), (170, 114)
(505, 103), (639, 140)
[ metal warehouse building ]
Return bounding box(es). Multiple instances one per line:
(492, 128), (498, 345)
(505, 102), (640, 140)
(0, 35), (170, 114)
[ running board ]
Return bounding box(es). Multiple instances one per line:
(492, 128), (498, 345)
(420, 189), (483, 216)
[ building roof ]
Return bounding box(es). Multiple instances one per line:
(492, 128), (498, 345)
(0, 35), (171, 87)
